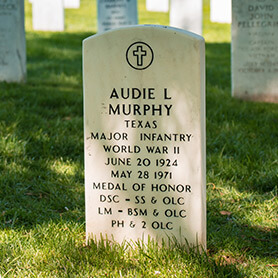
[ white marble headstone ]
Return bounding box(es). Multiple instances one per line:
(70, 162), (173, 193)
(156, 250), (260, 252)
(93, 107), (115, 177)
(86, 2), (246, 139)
(83, 25), (206, 248)
(232, 0), (278, 102)
(0, 0), (26, 82)
(32, 0), (64, 31)
(97, 0), (138, 33)
(146, 0), (169, 13)
(170, 0), (203, 35)
(210, 0), (231, 23)
(64, 0), (80, 9)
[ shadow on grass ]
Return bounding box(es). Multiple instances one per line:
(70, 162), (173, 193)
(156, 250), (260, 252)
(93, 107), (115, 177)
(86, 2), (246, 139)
(206, 43), (278, 263)
(207, 200), (278, 259)
(206, 43), (278, 194)
(79, 238), (246, 277)
(0, 35), (277, 273)
(0, 32), (92, 228)
(0, 86), (84, 223)
(26, 31), (94, 85)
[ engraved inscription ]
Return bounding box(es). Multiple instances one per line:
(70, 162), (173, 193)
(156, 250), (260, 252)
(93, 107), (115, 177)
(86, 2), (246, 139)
(232, 0), (278, 101)
(84, 26), (206, 246)
(98, 0), (137, 33)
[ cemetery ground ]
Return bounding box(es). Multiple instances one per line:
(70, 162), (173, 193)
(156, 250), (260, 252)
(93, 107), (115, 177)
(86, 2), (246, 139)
(0, 0), (277, 277)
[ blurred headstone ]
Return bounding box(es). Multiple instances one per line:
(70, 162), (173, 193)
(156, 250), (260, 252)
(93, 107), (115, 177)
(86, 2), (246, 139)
(210, 0), (231, 23)
(170, 0), (203, 35)
(97, 0), (138, 33)
(146, 0), (169, 13)
(0, 0), (26, 82)
(32, 0), (64, 31)
(232, 0), (278, 102)
(64, 0), (80, 9)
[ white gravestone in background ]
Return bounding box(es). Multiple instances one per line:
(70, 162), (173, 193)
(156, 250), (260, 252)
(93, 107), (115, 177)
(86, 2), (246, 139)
(30, 0), (79, 9)
(210, 0), (231, 23)
(97, 0), (138, 33)
(32, 0), (64, 31)
(0, 0), (26, 82)
(232, 0), (278, 102)
(146, 0), (169, 13)
(170, 0), (203, 35)
(64, 0), (80, 9)
(83, 25), (206, 248)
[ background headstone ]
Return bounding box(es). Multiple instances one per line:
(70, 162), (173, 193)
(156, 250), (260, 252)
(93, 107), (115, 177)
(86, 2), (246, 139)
(64, 0), (80, 9)
(210, 0), (231, 23)
(97, 0), (138, 33)
(169, 0), (203, 35)
(232, 0), (278, 102)
(0, 0), (26, 82)
(83, 25), (206, 248)
(32, 0), (64, 31)
(146, 0), (169, 13)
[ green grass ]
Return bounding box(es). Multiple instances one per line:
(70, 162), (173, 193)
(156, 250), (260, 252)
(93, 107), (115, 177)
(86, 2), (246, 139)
(0, 0), (277, 277)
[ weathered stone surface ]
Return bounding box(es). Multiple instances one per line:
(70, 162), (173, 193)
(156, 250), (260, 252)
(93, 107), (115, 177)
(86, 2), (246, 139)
(0, 0), (26, 83)
(32, 0), (64, 31)
(97, 0), (138, 33)
(170, 0), (203, 35)
(83, 25), (206, 248)
(232, 0), (278, 102)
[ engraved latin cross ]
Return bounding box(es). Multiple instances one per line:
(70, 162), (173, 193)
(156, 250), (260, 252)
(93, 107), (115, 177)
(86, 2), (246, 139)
(133, 45), (147, 66)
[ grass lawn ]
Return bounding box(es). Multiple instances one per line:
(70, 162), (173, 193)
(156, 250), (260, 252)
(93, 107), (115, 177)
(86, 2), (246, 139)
(0, 0), (277, 277)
